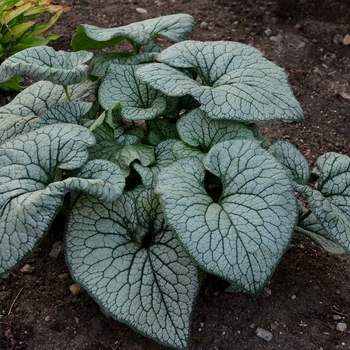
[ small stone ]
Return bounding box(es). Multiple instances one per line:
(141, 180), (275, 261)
(136, 7), (147, 14)
(69, 283), (83, 296)
(333, 315), (342, 321)
(263, 287), (272, 296)
(336, 322), (347, 332)
(264, 28), (272, 37)
(256, 327), (273, 342)
(20, 264), (34, 274)
(49, 241), (63, 259)
(270, 34), (282, 43)
(294, 23), (302, 29)
(342, 34), (350, 45)
(58, 273), (69, 280)
(208, 24), (215, 31)
(44, 316), (51, 322)
(291, 294), (297, 300)
(338, 92), (350, 100)
(200, 21), (209, 29)
(333, 34), (343, 45)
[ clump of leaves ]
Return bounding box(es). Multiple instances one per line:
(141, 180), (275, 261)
(0, 14), (349, 350)
(0, 0), (69, 90)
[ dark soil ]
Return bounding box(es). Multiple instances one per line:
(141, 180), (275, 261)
(1, 0), (350, 349)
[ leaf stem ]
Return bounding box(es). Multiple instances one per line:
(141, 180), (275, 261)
(298, 209), (312, 223)
(63, 85), (72, 101)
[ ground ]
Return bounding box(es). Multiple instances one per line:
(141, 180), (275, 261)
(1, 0), (350, 349)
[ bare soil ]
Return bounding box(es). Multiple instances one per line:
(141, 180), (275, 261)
(1, 0), (350, 349)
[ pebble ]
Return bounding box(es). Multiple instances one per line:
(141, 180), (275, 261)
(291, 294), (297, 300)
(44, 315), (51, 322)
(263, 287), (272, 297)
(256, 327), (273, 342)
(49, 241), (63, 259)
(264, 28), (272, 37)
(336, 322), (347, 332)
(333, 34), (343, 45)
(69, 283), (83, 296)
(58, 273), (69, 280)
(342, 34), (350, 45)
(200, 21), (209, 29)
(136, 7), (147, 14)
(333, 315), (342, 321)
(270, 34), (282, 43)
(20, 264), (34, 274)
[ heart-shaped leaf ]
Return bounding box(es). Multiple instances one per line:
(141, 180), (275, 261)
(0, 124), (125, 275)
(156, 139), (298, 295)
(304, 153), (350, 251)
(65, 189), (199, 350)
(0, 46), (93, 85)
(268, 140), (310, 185)
(72, 14), (194, 51)
(296, 202), (345, 254)
(136, 41), (303, 122)
(34, 101), (93, 129)
(0, 80), (98, 118)
(177, 108), (256, 152)
(0, 80), (98, 142)
(99, 64), (177, 120)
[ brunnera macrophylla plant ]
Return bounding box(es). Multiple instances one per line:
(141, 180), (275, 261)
(0, 13), (349, 350)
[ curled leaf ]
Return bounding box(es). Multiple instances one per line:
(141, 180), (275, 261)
(72, 14), (194, 51)
(137, 41), (304, 122)
(0, 124), (124, 275)
(0, 46), (93, 85)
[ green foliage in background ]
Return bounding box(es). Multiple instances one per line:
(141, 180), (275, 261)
(0, 0), (69, 90)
